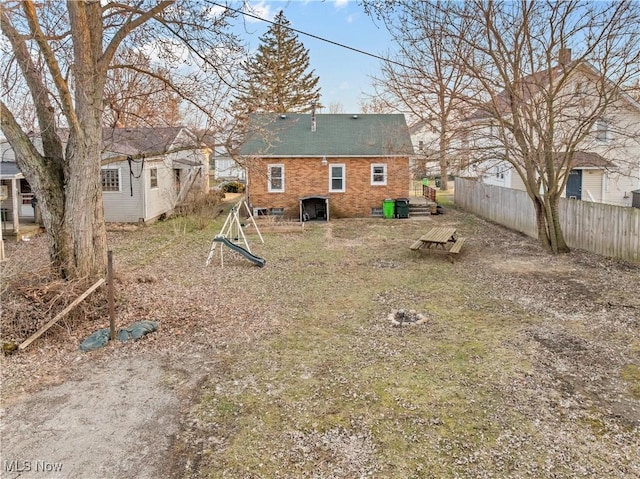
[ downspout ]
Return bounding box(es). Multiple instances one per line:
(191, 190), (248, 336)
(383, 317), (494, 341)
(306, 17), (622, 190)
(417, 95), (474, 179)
(142, 165), (147, 221)
(326, 197), (329, 222)
(11, 177), (19, 232)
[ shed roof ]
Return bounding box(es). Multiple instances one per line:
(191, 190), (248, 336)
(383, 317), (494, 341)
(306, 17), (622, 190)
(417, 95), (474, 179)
(240, 113), (414, 157)
(102, 127), (202, 157)
(0, 161), (23, 179)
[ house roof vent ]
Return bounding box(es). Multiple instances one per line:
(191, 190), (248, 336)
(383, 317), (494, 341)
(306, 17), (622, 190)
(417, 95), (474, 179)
(280, 114), (287, 119)
(352, 114), (359, 119)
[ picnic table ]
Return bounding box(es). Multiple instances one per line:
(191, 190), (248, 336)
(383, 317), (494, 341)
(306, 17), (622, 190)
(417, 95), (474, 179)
(410, 227), (467, 260)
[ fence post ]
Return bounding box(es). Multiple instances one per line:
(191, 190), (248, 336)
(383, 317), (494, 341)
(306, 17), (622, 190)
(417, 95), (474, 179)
(108, 250), (116, 340)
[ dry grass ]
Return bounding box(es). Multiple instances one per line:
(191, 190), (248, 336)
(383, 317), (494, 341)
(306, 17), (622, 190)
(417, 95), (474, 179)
(1, 199), (639, 478)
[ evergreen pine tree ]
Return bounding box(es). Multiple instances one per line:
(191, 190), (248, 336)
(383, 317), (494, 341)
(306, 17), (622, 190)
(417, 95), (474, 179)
(234, 11), (321, 114)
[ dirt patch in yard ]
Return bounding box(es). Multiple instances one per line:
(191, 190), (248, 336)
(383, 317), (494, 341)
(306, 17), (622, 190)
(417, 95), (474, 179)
(1, 204), (639, 478)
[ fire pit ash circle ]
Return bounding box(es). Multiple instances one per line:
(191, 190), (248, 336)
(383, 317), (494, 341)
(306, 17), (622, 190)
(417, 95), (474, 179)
(388, 309), (427, 327)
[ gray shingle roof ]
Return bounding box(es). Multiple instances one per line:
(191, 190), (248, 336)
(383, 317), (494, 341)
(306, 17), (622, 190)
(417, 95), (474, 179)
(240, 113), (414, 157)
(102, 127), (198, 156)
(0, 161), (23, 179)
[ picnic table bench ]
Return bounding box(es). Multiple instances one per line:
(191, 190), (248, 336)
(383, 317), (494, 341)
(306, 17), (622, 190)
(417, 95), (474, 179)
(410, 227), (467, 261)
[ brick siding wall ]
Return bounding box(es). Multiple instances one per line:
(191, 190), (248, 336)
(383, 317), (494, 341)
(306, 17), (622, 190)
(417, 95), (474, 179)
(246, 156), (410, 219)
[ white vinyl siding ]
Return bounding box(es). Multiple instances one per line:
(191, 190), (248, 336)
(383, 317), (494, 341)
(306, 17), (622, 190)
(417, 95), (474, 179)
(582, 170), (604, 202)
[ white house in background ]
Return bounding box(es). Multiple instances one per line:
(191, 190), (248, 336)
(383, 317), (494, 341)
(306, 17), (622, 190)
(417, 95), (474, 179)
(460, 53), (640, 207)
(101, 127), (209, 222)
(408, 119), (441, 178)
(1, 127), (210, 231)
(211, 145), (245, 183)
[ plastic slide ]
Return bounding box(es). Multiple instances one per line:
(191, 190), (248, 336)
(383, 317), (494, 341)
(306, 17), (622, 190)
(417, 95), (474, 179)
(213, 236), (266, 267)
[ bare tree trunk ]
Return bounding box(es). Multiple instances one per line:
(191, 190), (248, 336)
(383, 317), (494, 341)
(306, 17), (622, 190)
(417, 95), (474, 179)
(439, 128), (449, 191)
(546, 194), (569, 254)
(532, 193), (570, 254)
(62, 130), (107, 278)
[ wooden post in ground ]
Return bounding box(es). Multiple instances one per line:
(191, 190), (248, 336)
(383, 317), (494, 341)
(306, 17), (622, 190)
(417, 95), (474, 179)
(108, 250), (116, 340)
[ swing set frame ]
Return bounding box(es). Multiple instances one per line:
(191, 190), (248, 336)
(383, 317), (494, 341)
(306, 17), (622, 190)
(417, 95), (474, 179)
(206, 198), (264, 267)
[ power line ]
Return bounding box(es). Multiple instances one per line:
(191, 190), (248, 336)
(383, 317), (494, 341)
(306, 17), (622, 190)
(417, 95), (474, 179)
(210, 1), (409, 70)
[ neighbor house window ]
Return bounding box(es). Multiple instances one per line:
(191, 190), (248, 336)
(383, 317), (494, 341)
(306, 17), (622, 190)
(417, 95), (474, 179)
(101, 168), (120, 192)
(150, 167), (158, 188)
(595, 119), (610, 142)
(268, 164), (284, 192)
(371, 164), (387, 185)
(329, 164), (345, 192)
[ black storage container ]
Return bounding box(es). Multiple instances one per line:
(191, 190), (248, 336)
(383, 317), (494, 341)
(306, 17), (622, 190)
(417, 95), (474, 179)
(395, 198), (410, 218)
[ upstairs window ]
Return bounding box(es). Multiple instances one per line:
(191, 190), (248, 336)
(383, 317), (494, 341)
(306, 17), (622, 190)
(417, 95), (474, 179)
(329, 164), (345, 192)
(101, 168), (120, 192)
(371, 164), (387, 185)
(268, 164), (284, 192)
(595, 119), (611, 142)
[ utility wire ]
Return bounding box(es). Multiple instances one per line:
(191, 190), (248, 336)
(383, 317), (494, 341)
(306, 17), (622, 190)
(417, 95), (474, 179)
(210, 1), (410, 70)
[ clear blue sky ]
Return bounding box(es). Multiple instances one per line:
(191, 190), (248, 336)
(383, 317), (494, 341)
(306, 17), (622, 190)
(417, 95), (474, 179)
(228, 0), (394, 113)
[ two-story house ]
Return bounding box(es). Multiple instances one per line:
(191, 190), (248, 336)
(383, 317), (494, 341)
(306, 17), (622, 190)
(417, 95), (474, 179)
(460, 51), (640, 207)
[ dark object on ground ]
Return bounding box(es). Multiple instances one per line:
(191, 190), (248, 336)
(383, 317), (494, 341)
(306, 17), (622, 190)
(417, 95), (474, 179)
(79, 321), (159, 351)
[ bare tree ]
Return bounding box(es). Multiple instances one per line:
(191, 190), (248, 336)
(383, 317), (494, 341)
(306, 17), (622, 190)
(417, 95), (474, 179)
(1, 0), (240, 278)
(104, 51), (182, 128)
(370, 0), (640, 253)
(364, 0), (473, 191)
(328, 102), (345, 114)
(455, 0), (640, 253)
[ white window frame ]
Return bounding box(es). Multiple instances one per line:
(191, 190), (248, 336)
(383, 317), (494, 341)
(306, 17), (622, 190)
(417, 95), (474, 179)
(371, 163), (387, 186)
(149, 167), (158, 189)
(329, 163), (346, 192)
(268, 164), (285, 192)
(595, 119), (611, 142)
(101, 167), (121, 192)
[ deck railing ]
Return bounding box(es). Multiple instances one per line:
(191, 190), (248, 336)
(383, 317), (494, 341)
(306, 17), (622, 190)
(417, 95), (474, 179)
(423, 185), (437, 202)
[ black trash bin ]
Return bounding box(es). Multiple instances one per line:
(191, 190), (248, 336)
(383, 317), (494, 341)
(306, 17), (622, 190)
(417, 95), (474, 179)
(395, 198), (409, 218)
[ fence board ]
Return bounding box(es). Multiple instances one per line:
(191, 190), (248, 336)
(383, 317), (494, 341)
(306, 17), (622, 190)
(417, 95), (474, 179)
(455, 178), (640, 263)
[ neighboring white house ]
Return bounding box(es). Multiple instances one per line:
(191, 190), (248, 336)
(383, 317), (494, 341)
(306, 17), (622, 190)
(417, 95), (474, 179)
(408, 119), (441, 178)
(100, 127), (209, 222)
(460, 52), (640, 207)
(1, 127), (210, 231)
(210, 145), (245, 183)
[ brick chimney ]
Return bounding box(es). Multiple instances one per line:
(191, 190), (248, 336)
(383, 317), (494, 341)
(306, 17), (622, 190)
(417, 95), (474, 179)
(311, 101), (316, 132)
(559, 48), (572, 66)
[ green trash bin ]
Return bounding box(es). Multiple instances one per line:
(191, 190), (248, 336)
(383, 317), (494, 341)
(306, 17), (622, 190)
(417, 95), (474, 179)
(382, 198), (395, 218)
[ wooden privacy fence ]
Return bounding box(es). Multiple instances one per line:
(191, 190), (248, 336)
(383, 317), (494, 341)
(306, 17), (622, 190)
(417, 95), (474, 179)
(454, 177), (640, 263)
